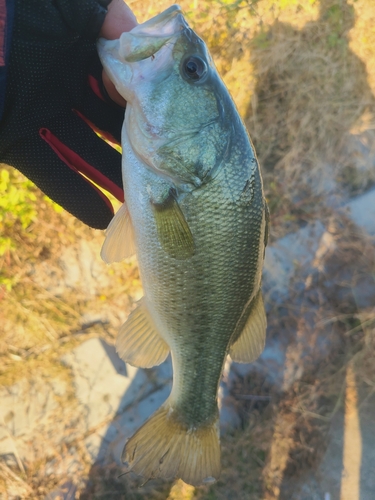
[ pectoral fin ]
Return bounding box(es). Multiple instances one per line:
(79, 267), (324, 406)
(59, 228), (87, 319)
(101, 202), (136, 263)
(229, 290), (266, 363)
(116, 298), (170, 368)
(151, 192), (195, 260)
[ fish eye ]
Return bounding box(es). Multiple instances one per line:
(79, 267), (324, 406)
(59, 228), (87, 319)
(181, 56), (207, 82)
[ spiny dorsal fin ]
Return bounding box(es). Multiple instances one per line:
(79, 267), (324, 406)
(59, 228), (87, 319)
(116, 298), (169, 368)
(229, 290), (267, 363)
(122, 402), (221, 486)
(151, 192), (195, 260)
(101, 202), (136, 263)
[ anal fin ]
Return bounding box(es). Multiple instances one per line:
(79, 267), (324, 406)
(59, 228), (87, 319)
(101, 202), (136, 263)
(229, 290), (267, 363)
(116, 298), (169, 368)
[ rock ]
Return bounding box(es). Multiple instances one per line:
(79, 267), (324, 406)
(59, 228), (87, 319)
(59, 246), (82, 291)
(84, 381), (172, 465)
(344, 130), (375, 191)
(62, 338), (150, 430)
(351, 275), (375, 309)
(44, 481), (77, 500)
(29, 239), (114, 297)
(285, 472), (327, 500)
(0, 377), (69, 465)
(80, 312), (109, 329)
(263, 220), (326, 303)
(254, 337), (287, 386)
(59, 240), (111, 295)
(345, 187), (375, 237)
(0, 379), (59, 439)
(0, 429), (14, 458)
(219, 358), (241, 430)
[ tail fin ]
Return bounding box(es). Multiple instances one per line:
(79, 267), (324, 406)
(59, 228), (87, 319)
(122, 404), (221, 486)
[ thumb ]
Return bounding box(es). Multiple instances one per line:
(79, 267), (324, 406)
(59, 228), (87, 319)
(100, 1), (138, 106)
(100, 0), (138, 39)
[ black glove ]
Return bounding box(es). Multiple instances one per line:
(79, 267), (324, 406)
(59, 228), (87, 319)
(0, 0), (125, 229)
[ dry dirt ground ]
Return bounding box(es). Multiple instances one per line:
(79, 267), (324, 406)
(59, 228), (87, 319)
(1, 1), (375, 499)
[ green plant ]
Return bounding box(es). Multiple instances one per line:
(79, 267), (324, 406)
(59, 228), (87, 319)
(0, 167), (38, 256)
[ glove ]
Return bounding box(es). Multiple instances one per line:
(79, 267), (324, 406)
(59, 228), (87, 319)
(0, 0), (126, 229)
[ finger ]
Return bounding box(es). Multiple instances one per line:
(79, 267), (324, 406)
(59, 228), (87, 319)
(42, 111), (124, 199)
(39, 125), (124, 202)
(102, 70), (127, 107)
(100, 1), (138, 39)
(5, 131), (116, 229)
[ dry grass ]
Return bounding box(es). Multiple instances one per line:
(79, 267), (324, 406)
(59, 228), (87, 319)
(1, 0), (375, 498)
(0, 192), (142, 386)
(248, 0), (375, 202)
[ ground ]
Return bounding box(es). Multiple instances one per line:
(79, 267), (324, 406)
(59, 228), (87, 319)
(1, 1), (375, 499)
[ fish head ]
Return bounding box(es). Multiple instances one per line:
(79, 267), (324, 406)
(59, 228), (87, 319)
(98, 5), (233, 187)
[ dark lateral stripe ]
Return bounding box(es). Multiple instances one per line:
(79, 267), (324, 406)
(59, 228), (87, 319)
(0, 0), (6, 66)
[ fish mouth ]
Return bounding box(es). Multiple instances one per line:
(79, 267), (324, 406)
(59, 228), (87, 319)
(97, 5), (188, 74)
(117, 6), (188, 63)
(97, 6), (189, 101)
(131, 5), (186, 37)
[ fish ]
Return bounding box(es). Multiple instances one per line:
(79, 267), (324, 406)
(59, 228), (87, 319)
(97, 4), (269, 487)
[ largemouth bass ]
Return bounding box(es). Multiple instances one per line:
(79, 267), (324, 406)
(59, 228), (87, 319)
(98, 4), (268, 486)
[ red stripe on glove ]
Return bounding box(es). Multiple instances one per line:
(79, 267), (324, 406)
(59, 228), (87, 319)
(73, 108), (121, 151)
(39, 128), (124, 211)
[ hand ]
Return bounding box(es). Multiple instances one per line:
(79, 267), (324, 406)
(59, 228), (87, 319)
(0, 0), (136, 229)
